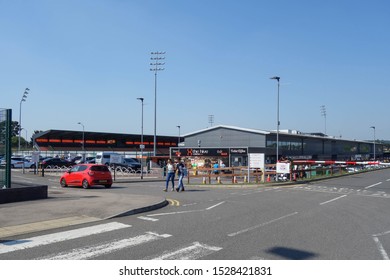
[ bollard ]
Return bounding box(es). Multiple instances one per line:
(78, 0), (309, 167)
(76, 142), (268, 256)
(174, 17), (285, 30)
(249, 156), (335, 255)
(217, 176), (221, 184)
(266, 174), (270, 182)
(244, 176), (247, 183)
(202, 177), (206, 184)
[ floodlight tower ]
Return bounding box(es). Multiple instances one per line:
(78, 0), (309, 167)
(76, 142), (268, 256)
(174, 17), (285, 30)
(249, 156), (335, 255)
(150, 51), (165, 156)
(320, 105), (327, 135)
(18, 88), (30, 154)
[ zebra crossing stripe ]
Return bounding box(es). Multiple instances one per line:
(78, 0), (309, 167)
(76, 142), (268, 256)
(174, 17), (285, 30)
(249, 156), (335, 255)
(0, 222), (130, 255)
(41, 232), (172, 260)
(149, 242), (222, 260)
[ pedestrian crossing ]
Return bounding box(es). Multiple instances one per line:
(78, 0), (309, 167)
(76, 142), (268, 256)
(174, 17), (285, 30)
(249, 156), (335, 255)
(0, 222), (222, 260)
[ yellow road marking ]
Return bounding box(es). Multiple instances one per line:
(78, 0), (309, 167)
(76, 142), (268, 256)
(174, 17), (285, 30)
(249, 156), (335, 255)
(167, 199), (180, 207)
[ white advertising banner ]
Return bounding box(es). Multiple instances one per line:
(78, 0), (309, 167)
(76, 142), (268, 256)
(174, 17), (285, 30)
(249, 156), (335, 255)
(276, 162), (290, 174)
(110, 154), (123, 164)
(249, 153), (265, 169)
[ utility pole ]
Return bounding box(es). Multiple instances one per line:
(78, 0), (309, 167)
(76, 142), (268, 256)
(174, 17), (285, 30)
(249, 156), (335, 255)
(137, 98), (144, 179)
(150, 51), (165, 156)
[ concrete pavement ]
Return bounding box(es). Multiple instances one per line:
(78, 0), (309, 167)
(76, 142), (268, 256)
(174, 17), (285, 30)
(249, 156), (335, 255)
(0, 183), (168, 239)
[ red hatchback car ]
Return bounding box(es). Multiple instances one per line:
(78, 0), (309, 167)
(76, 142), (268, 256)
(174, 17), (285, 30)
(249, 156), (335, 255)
(60, 164), (113, 189)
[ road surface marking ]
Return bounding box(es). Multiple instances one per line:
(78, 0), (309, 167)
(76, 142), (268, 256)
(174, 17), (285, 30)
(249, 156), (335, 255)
(147, 209), (204, 217)
(364, 182), (383, 189)
(150, 242), (222, 260)
(0, 222), (130, 254)
(206, 201), (225, 210)
(41, 232), (172, 260)
(228, 212), (299, 237)
(167, 199), (180, 206)
(372, 230), (390, 260)
(148, 201), (226, 217)
(319, 195), (347, 205)
(138, 216), (159, 222)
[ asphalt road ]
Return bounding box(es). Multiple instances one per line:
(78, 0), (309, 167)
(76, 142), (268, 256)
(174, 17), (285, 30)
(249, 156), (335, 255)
(2, 168), (390, 260)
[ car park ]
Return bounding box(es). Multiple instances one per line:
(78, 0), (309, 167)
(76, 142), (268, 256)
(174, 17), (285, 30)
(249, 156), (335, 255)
(0, 156), (36, 169)
(60, 164), (113, 189)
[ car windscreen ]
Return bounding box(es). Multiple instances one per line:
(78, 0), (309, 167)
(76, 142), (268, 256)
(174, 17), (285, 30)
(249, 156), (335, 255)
(90, 165), (109, 172)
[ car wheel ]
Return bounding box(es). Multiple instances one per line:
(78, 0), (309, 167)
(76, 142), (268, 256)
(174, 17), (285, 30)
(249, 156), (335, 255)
(104, 184), (112, 188)
(60, 179), (68, 188)
(30, 164), (36, 169)
(82, 179), (89, 189)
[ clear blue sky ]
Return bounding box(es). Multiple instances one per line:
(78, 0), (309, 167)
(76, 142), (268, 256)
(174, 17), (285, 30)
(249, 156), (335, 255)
(1, 0), (389, 141)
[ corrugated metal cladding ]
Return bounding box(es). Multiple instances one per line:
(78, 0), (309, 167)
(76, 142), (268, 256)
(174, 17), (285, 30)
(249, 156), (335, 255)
(184, 127), (266, 148)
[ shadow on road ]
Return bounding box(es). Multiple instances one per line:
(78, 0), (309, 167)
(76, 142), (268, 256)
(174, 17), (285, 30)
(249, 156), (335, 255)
(266, 246), (319, 260)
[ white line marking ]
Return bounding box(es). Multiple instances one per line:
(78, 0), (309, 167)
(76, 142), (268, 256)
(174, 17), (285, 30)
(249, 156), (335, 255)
(150, 242), (222, 260)
(228, 212), (299, 237)
(319, 195), (347, 205)
(138, 216), (159, 222)
(148, 201), (226, 217)
(206, 201), (225, 210)
(0, 222), (130, 254)
(41, 232), (171, 260)
(373, 230), (390, 237)
(365, 182), (383, 189)
(386, 179), (390, 182)
(147, 209), (204, 217)
(372, 236), (389, 260)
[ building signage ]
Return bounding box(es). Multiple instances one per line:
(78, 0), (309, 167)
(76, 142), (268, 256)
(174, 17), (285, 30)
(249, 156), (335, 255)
(230, 148), (247, 154)
(171, 148), (229, 157)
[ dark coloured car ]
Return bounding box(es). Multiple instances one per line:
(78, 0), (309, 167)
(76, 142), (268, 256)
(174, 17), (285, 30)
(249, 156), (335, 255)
(40, 158), (74, 168)
(110, 157), (141, 171)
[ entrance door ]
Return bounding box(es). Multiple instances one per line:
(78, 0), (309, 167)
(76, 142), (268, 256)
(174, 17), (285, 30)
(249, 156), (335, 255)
(231, 156), (247, 167)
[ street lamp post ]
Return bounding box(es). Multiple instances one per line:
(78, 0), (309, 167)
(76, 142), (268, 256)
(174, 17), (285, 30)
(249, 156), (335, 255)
(370, 126), (376, 160)
(18, 88), (30, 154)
(150, 51), (165, 156)
(177, 125), (181, 157)
(176, 125), (181, 146)
(21, 128), (28, 150)
(78, 122), (85, 161)
(137, 98), (144, 179)
(270, 76), (281, 177)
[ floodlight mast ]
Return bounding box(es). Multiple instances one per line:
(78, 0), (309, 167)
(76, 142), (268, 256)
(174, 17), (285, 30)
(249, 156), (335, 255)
(150, 51), (165, 156)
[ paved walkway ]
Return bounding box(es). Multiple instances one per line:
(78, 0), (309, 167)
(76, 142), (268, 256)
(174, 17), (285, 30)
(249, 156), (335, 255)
(0, 186), (167, 239)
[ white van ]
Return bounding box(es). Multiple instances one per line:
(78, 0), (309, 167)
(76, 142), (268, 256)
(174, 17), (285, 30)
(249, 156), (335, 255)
(95, 152), (121, 165)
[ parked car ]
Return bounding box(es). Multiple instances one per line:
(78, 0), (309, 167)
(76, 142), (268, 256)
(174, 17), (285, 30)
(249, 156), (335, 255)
(0, 156), (36, 169)
(40, 157), (74, 168)
(110, 157), (141, 171)
(60, 164), (113, 189)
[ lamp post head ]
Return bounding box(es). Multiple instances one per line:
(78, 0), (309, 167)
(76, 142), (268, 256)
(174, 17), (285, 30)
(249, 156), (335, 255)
(270, 76), (280, 82)
(137, 97), (144, 102)
(370, 126), (375, 130)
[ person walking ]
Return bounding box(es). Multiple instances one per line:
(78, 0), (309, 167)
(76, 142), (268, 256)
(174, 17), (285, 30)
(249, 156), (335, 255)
(164, 159), (175, 192)
(176, 158), (186, 192)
